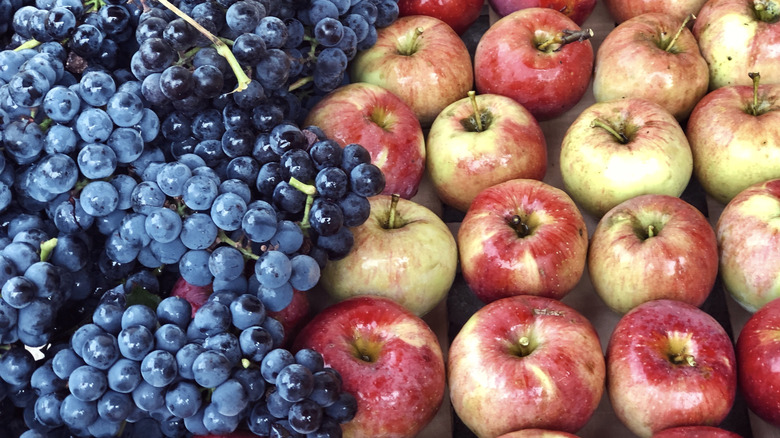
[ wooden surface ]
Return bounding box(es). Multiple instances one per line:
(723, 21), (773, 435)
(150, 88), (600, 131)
(408, 1), (780, 437)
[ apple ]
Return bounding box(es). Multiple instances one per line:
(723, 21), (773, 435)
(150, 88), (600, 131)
(693, 0), (780, 90)
(602, 0), (708, 23)
(170, 276), (212, 317)
(651, 426), (743, 437)
(498, 429), (580, 437)
(292, 296), (446, 438)
(607, 299), (737, 438)
(426, 92), (547, 212)
(588, 194), (719, 314)
(715, 178), (780, 312)
(686, 72), (780, 204)
(303, 82), (426, 199)
(487, 0), (597, 26)
(318, 194), (458, 317)
(458, 178), (588, 304)
(397, 0), (485, 35)
(350, 15), (474, 127)
(559, 98), (693, 217)
(592, 13), (709, 121)
(474, 7), (595, 121)
(266, 288), (310, 347)
(735, 296), (780, 427)
(448, 295), (605, 437)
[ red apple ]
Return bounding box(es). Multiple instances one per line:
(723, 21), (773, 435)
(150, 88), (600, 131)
(603, 0), (708, 23)
(266, 288), (310, 347)
(458, 178), (589, 304)
(488, 0), (597, 25)
(607, 299), (737, 438)
(715, 178), (780, 312)
(397, 0), (484, 35)
(736, 296), (780, 427)
(592, 12), (709, 121)
(559, 98), (693, 217)
(303, 82), (426, 199)
(426, 92), (547, 212)
(498, 431), (580, 438)
(319, 194), (458, 316)
(686, 72), (780, 204)
(350, 15), (474, 127)
(170, 276), (212, 317)
(693, 0), (780, 90)
(474, 7), (595, 121)
(448, 295), (605, 437)
(651, 426), (743, 437)
(292, 296), (446, 438)
(588, 194), (719, 314)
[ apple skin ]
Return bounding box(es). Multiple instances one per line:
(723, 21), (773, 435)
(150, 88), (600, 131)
(319, 195), (458, 317)
(458, 179), (588, 304)
(736, 296), (780, 427)
(592, 12), (709, 121)
(267, 288), (310, 347)
(426, 93), (547, 212)
(350, 15), (474, 127)
(693, 0), (780, 90)
(397, 0), (484, 35)
(559, 98), (693, 217)
(685, 80), (780, 204)
(602, 0), (708, 23)
(448, 295), (605, 437)
(716, 179), (780, 312)
(303, 82), (426, 199)
(487, 0), (597, 25)
(651, 426), (743, 437)
(588, 194), (719, 314)
(292, 296), (446, 438)
(474, 7), (594, 121)
(497, 430), (580, 438)
(607, 299), (737, 438)
(170, 276), (212, 317)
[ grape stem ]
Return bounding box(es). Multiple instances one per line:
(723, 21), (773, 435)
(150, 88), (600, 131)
(217, 229), (259, 261)
(288, 177), (317, 232)
(39, 237), (58, 262)
(13, 39), (42, 51)
(155, 0), (251, 93)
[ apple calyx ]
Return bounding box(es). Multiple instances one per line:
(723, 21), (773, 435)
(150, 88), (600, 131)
(508, 214), (532, 238)
(754, 0), (780, 23)
(666, 332), (698, 367)
(462, 91), (491, 132)
(383, 193), (402, 230)
(351, 335), (382, 363)
(662, 14), (695, 53)
(536, 28), (594, 53)
(590, 118), (629, 144)
(397, 27), (425, 56)
(746, 72), (773, 116)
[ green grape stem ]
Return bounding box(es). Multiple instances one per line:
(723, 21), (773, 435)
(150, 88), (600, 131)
(218, 229), (259, 260)
(288, 177), (317, 232)
(39, 237), (58, 262)
(13, 39), (42, 51)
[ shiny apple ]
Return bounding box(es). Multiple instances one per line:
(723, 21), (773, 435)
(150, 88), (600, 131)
(603, 0), (708, 23)
(651, 426), (743, 437)
(487, 0), (597, 25)
(397, 0), (484, 35)
(498, 430), (581, 437)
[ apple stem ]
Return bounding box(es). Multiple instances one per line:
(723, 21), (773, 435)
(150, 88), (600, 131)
(537, 28), (594, 52)
(155, 0), (251, 93)
(590, 118), (628, 144)
(399, 27), (424, 56)
(671, 353), (697, 367)
(647, 225), (656, 238)
(664, 14), (695, 52)
(468, 91), (483, 132)
(387, 194), (400, 229)
(509, 215), (531, 238)
(754, 0), (780, 23)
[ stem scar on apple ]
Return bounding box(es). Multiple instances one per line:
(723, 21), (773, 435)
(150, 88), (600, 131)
(536, 28), (594, 53)
(754, 0), (780, 23)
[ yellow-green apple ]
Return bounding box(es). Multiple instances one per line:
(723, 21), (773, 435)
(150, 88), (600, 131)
(458, 179), (588, 304)
(498, 430), (581, 437)
(602, 0), (708, 23)
(559, 98), (693, 217)
(474, 7), (595, 121)
(350, 15), (474, 127)
(319, 194), (458, 317)
(487, 0), (598, 25)
(588, 194), (719, 314)
(292, 296), (446, 438)
(426, 92), (547, 212)
(651, 426), (743, 437)
(715, 178), (780, 312)
(686, 72), (780, 204)
(303, 82), (426, 199)
(397, 0), (485, 34)
(607, 299), (737, 438)
(448, 295), (605, 437)
(592, 13), (709, 121)
(735, 296), (780, 427)
(693, 0), (780, 90)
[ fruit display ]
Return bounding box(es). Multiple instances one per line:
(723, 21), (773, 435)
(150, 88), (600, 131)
(1, 0), (780, 437)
